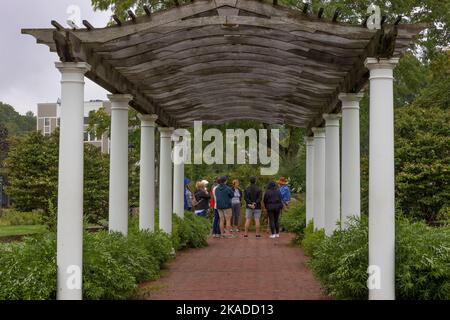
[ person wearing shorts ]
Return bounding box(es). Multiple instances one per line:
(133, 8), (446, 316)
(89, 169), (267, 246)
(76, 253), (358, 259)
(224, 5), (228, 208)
(214, 176), (234, 237)
(244, 176), (262, 238)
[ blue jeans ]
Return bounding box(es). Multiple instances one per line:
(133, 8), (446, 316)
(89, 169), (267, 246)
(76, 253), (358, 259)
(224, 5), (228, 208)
(212, 209), (221, 235)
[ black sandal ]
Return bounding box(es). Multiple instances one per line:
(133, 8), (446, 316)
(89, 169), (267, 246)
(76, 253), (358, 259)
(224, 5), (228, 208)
(244, 234), (248, 238)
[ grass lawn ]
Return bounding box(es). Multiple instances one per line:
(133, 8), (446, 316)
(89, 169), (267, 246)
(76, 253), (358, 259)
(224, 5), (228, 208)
(0, 225), (47, 237)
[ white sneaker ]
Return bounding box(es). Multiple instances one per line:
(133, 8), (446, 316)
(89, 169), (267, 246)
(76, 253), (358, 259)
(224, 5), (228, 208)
(270, 234), (276, 239)
(275, 234), (280, 238)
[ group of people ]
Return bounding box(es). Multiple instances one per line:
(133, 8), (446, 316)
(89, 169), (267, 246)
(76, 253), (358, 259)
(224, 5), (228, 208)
(184, 176), (291, 239)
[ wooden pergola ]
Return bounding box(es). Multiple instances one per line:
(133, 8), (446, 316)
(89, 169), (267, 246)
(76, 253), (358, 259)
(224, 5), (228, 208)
(23, 0), (424, 301)
(23, 0), (422, 129)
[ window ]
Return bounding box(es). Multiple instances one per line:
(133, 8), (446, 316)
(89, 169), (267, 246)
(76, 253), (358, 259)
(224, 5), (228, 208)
(43, 117), (51, 136)
(84, 132), (89, 142)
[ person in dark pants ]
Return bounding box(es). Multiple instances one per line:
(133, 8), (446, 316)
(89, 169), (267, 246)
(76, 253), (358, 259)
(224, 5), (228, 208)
(211, 177), (221, 238)
(263, 181), (284, 238)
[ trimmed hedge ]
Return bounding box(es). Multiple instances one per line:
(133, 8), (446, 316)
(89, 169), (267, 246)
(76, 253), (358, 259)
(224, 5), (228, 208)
(301, 216), (450, 300)
(0, 212), (210, 300)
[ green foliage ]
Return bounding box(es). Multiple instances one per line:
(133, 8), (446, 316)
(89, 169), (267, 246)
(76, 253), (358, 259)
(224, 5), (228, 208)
(0, 102), (35, 137)
(301, 217), (450, 300)
(172, 212), (210, 250)
(4, 131), (110, 224)
(301, 222), (325, 257)
(280, 200), (306, 243)
(395, 105), (450, 222)
(0, 234), (57, 300)
(4, 132), (58, 213)
(0, 212), (209, 300)
(0, 209), (43, 226)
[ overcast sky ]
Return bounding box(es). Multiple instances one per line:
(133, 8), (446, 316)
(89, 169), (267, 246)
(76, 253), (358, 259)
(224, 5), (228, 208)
(0, 0), (112, 115)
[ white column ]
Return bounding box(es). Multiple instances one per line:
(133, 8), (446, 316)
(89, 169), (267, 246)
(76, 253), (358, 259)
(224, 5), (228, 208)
(340, 93), (364, 228)
(365, 57), (399, 300)
(55, 62), (91, 300)
(138, 114), (158, 231)
(159, 127), (174, 234)
(312, 127), (326, 230)
(323, 114), (341, 236)
(108, 94), (132, 236)
(305, 137), (314, 225)
(173, 131), (185, 219)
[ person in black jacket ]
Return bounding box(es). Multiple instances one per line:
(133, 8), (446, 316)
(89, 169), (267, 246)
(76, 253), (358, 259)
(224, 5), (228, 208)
(193, 181), (210, 217)
(244, 176), (262, 238)
(263, 181), (284, 238)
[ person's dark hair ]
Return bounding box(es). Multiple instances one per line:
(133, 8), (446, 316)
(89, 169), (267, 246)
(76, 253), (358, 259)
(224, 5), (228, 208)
(250, 176), (257, 184)
(215, 176), (220, 184)
(219, 176), (227, 184)
(267, 181), (277, 190)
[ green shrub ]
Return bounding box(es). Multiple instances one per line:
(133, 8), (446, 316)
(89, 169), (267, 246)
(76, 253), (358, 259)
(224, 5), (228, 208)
(306, 217), (368, 299)
(173, 212), (210, 250)
(280, 200), (306, 243)
(0, 234), (57, 300)
(0, 209), (43, 226)
(302, 222), (325, 257)
(0, 212), (210, 300)
(303, 216), (450, 300)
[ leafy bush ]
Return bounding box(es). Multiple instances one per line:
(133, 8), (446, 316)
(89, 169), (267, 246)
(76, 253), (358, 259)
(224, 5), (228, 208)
(280, 200), (306, 243)
(0, 212), (210, 300)
(4, 132), (110, 224)
(172, 212), (210, 250)
(0, 234), (57, 300)
(302, 222), (325, 257)
(302, 217), (450, 300)
(0, 209), (43, 226)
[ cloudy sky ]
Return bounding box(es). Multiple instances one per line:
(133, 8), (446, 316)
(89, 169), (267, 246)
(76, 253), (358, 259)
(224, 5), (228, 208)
(0, 0), (112, 115)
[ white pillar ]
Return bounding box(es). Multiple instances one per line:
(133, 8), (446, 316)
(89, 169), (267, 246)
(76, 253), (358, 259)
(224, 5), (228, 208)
(305, 136), (314, 225)
(138, 114), (158, 231)
(55, 62), (90, 300)
(340, 93), (364, 228)
(173, 131), (185, 219)
(159, 127), (174, 234)
(365, 57), (399, 300)
(108, 94), (132, 236)
(312, 127), (326, 231)
(323, 114), (341, 236)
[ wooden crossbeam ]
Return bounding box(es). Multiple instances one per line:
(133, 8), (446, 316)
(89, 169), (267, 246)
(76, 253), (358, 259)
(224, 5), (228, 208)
(143, 5), (152, 16)
(82, 20), (95, 30)
(332, 8), (341, 23)
(128, 10), (137, 22)
(303, 3), (309, 14)
(112, 14), (122, 26)
(318, 8), (324, 19)
(51, 20), (64, 31)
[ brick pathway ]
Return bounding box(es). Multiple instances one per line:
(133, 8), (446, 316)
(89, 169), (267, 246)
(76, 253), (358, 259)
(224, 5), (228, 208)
(140, 232), (328, 300)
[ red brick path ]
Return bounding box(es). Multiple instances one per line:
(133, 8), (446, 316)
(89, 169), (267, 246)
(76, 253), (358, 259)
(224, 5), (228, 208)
(142, 233), (328, 300)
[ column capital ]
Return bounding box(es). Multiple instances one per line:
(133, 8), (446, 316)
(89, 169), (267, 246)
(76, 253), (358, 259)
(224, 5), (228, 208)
(108, 94), (133, 111)
(158, 127), (174, 138)
(55, 62), (91, 74)
(323, 113), (341, 127)
(312, 127), (326, 138)
(364, 58), (400, 70)
(304, 136), (314, 146)
(138, 114), (158, 127)
(339, 93), (364, 110)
